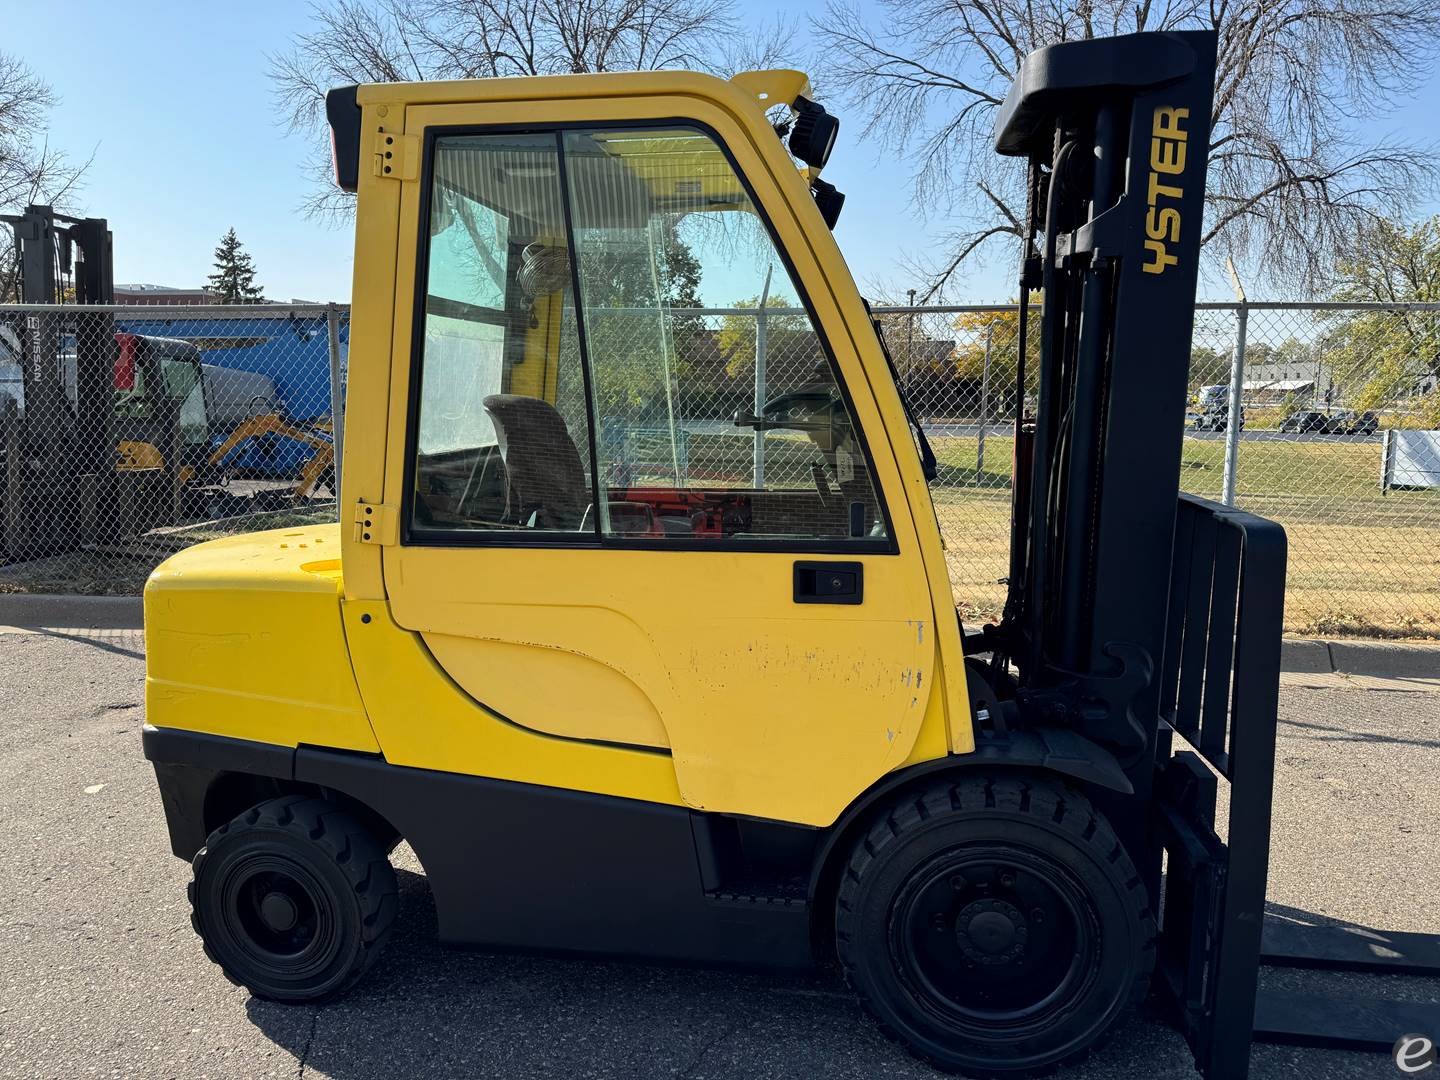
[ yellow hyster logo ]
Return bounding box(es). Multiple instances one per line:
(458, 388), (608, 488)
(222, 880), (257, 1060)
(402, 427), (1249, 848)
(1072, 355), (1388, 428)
(1143, 106), (1188, 275)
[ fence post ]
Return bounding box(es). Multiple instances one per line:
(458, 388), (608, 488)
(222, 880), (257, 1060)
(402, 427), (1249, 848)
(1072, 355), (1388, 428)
(752, 266), (773, 489)
(977, 323), (994, 476)
(326, 303), (345, 499)
(1221, 302), (1248, 506)
(905, 289), (916, 401)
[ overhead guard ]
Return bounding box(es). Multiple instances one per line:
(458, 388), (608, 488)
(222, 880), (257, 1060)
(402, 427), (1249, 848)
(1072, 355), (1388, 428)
(993, 32), (1200, 157)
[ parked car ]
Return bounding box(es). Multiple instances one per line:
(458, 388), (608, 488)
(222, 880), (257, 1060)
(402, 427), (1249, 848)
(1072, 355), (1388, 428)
(1192, 405), (1245, 432)
(1337, 409), (1379, 435)
(1279, 410), (1341, 434)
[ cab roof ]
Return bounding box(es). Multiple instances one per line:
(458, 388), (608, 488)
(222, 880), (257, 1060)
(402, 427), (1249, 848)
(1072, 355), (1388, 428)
(354, 68), (812, 118)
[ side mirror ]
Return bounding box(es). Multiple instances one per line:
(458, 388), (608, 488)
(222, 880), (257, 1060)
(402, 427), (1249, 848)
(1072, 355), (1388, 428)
(733, 408), (768, 430)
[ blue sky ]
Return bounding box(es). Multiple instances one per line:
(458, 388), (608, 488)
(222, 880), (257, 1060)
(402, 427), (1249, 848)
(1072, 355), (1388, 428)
(13, 0), (1440, 303)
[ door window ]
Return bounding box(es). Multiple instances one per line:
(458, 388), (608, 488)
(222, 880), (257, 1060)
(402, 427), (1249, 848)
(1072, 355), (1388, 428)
(159, 355), (208, 446)
(410, 132), (597, 536)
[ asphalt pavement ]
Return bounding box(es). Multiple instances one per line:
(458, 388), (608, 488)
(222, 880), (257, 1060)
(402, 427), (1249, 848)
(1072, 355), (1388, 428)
(1, 628), (1436, 1080)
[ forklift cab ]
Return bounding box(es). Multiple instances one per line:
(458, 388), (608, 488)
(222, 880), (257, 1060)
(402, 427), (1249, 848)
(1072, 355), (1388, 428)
(111, 332), (211, 472)
(335, 73), (969, 825)
(0, 323), (210, 472)
(405, 126), (881, 545)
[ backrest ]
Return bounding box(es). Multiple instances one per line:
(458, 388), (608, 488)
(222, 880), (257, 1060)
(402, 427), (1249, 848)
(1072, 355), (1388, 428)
(482, 394), (589, 530)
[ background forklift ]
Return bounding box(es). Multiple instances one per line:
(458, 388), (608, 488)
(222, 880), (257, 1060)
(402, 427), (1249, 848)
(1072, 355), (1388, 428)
(0, 206), (220, 547)
(0, 207), (337, 556)
(139, 29), (1438, 1079)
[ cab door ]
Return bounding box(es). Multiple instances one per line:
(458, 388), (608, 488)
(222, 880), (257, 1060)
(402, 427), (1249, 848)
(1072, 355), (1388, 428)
(368, 90), (944, 827)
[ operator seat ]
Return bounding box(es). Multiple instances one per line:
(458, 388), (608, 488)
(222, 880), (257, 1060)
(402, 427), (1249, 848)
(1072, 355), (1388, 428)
(482, 395), (589, 530)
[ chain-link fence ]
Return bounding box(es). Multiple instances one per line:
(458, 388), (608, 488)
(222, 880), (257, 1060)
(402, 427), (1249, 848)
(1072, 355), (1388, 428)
(0, 303), (346, 594)
(574, 304), (864, 496)
(880, 301), (1440, 639)
(2, 299), (1436, 638)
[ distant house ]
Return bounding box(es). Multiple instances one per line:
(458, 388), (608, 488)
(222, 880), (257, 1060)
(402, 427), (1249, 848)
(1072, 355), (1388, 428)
(1242, 378), (1317, 404)
(1243, 353), (1332, 405)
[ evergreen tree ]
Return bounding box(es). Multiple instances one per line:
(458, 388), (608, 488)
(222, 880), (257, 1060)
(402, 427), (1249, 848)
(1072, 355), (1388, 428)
(206, 228), (264, 303)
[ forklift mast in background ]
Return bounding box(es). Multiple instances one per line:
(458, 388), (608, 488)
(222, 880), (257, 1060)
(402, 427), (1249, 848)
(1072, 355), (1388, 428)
(4, 203), (115, 304)
(1, 204), (117, 554)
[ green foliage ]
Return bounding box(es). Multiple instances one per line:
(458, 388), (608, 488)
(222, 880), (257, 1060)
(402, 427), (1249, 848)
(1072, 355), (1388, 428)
(1326, 216), (1440, 421)
(580, 216), (703, 416)
(717, 293), (809, 379)
(206, 228), (264, 303)
(1188, 344), (1230, 392)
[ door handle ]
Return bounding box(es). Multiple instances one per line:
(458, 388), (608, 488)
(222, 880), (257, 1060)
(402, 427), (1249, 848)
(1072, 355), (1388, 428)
(793, 561), (863, 605)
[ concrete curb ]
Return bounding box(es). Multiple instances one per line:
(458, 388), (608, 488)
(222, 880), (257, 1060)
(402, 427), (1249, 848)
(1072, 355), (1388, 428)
(1281, 638), (1440, 679)
(0, 593), (144, 630)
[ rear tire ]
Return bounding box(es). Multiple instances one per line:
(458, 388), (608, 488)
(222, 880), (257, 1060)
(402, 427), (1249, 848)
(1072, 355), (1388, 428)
(189, 796), (398, 1002)
(836, 775), (1154, 1077)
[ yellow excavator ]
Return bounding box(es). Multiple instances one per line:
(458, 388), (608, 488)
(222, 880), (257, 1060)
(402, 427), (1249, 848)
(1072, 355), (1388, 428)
(205, 413), (335, 499)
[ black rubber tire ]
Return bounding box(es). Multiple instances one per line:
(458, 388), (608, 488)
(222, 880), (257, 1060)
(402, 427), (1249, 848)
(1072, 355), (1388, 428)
(188, 795), (398, 1002)
(835, 775), (1154, 1078)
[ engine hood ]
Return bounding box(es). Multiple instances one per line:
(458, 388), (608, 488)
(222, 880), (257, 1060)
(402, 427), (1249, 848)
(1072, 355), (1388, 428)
(144, 522), (379, 753)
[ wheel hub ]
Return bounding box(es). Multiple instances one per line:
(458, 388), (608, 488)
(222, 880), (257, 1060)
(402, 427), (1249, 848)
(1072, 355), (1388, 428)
(955, 899), (1028, 965)
(259, 890), (300, 933)
(894, 847), (1100, 1030)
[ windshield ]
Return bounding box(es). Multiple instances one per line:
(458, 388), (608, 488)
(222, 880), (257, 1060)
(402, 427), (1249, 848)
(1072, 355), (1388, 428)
(161, 357), (209, 446)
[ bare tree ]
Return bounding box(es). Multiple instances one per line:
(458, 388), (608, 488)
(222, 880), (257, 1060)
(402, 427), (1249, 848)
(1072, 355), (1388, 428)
(0, 53), (90, 300)
(816, 0), (1440, 299)
(272, 0), (796, 219)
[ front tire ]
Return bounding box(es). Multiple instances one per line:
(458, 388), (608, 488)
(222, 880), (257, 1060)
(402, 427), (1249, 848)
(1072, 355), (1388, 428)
(189, 796), (398, 1002)
(836, 776), (1154, 1077)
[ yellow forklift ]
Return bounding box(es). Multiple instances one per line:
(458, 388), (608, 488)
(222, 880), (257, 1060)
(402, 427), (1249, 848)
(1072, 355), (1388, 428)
(139, 30), (1439, 1077)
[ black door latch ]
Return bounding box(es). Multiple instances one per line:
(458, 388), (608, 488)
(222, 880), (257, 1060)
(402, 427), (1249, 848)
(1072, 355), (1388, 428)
(793, 561), (864, 605)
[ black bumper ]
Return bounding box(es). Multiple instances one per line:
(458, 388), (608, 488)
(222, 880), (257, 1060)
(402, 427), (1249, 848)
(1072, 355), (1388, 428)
(142, 725), (294, 858)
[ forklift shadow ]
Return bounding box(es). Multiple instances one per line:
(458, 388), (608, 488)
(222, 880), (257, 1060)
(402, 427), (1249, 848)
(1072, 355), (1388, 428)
(1278, 714), (1440, 750)
(243, 864), (1201, 1079)
(31, 627), (144, 662)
